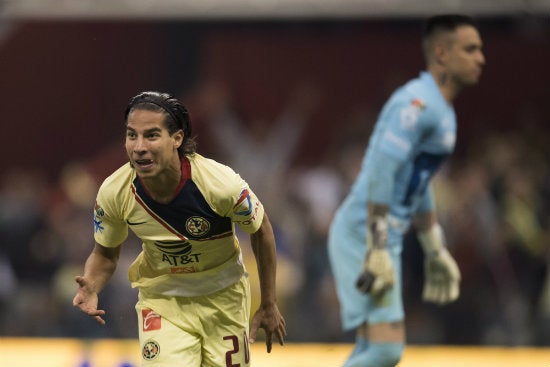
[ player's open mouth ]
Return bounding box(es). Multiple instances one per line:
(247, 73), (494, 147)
(135, 159), (154, 168)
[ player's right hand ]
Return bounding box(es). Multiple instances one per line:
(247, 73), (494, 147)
(72, 275), (106, 325)
(249, 302), (286, 353)
(356, 247), (395, 296)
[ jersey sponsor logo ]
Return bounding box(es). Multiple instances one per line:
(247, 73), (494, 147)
(185, 216), (210, 237)
(233, 188), (253, 216)
(235, 200), (260, 226)
(93, 202), (105, 233)
(142, 339), (160, 360)
(400, 98), (425, 130)
(411, 98), (426, 109)
(94, 202), (105, 217)
(142, 309), (161, 331)
(155, 240), (202, 267)
(383, 130), (411, 153)
(93, 217), (104, 233)
(170, 266), (196, 273)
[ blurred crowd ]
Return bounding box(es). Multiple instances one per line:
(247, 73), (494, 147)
(0, 79), (548, 346)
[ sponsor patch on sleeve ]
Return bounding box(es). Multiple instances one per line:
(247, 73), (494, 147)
(93, 201), (105, 233)
(233, 188), (253, 216)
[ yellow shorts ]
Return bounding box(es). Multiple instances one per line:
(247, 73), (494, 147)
(136, 275), (251, 367)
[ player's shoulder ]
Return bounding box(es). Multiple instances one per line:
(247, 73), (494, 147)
(188, 153), (244, 196)
(404, 71), (434, 88)
(99, 162), (134, 194)
(187, 153), (246, 215)
(403, 72), (445, 106)
(394, 72), (448, 118)
(188, 153), (239, 180)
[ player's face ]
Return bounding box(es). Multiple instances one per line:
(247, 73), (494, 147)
(445, 25), (485, 86)
(125, 109), (183, 179)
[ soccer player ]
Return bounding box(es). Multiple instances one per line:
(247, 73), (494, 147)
(73, 91), (286, 366)
(327, 14), (485, 367)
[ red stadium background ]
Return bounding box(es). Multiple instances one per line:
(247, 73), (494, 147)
(1, 19), (548, 180)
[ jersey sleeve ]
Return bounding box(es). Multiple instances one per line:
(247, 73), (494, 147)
(230, 184), (265, 234)
(365, 149), (402, 205)
(190, 154), (265, 234)
(415, 182), (435, 213)
(376, 95), (430, 162)
(93, 181), (128, 247)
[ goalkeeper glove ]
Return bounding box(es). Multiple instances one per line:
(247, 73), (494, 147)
(356, 216), (395, 296)
(418, 223), (461, 305)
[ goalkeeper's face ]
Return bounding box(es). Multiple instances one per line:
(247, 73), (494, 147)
(445, 25), (485, 87)
(125, 109), (184, 180)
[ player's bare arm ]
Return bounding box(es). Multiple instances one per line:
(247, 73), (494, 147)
(249, 212), (287, 353)
(73, 243), (121, 325)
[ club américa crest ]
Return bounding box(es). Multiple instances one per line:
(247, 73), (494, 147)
(185, 216), (210, 237)
(142, 339), (160, 360)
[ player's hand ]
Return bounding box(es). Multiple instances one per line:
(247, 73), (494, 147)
(422, 247), (461, 305)
(249, 302), (286, 353)
(356, 247), (395, 296)
(72, 275), (106, 325)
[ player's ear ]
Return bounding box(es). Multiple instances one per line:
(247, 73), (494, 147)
(173, 129), (184, 148)
(434, 43), (447, 66)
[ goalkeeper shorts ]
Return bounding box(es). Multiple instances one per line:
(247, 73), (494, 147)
(328, 214), (405, 331)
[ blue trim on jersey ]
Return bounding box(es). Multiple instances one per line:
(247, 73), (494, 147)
(402, 151), (448, 206)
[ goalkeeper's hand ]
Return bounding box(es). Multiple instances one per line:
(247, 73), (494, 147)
(356, 247), (394, 296)
(422, 247), (461, 304)
(356, 215), (394, 296)
(418, 223), (461, 305)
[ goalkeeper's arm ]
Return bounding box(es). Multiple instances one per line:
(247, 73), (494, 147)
(356, 204), (395, 296)
(357, 152), (402, 296)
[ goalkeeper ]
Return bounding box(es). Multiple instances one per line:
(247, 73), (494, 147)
(327, 14), (484, 367)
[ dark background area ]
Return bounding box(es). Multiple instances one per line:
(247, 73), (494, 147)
(1, 17), (548, 178)
(0, 16), (548, 345)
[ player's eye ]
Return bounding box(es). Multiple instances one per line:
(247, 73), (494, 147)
(465, 45), (480, 54)
(147, 132), (161, 139)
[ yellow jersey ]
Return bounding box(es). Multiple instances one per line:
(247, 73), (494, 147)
(92, 153), (264, 297)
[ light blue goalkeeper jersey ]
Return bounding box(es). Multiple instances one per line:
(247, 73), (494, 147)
(328, 71), (457, 329)
(337, 71), (456, 239)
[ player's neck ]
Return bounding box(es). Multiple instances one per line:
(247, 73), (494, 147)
(140, 164), (183, 204)
(430, 69), (461, 103)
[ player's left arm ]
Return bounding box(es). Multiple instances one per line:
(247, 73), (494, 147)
(413, 203), (461, 305)
(248, 212), (287, 353)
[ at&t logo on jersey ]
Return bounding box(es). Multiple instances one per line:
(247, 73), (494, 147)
(155, 240), (202, 269)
